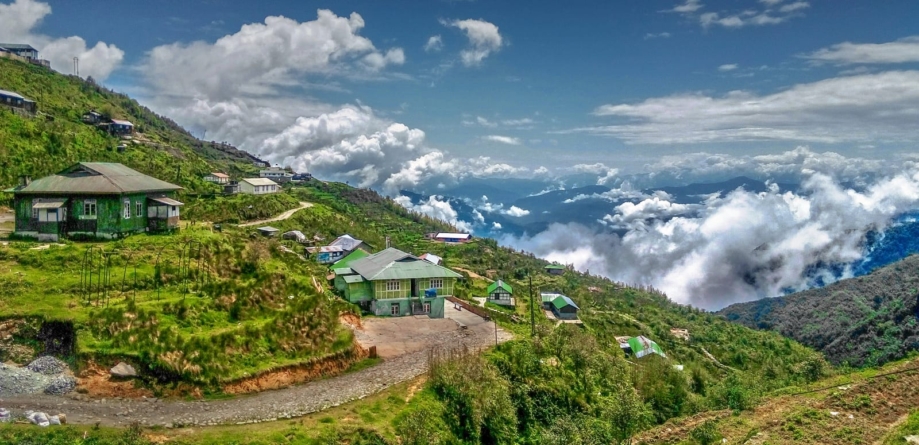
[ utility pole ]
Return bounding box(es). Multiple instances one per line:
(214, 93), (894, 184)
(529, 272), (535, 337)
(73, 57), (79, 77)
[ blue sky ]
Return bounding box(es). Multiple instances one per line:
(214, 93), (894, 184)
(3, 0), (919, 189)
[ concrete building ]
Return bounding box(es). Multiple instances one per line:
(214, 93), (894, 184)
(239, 178), (279, 195)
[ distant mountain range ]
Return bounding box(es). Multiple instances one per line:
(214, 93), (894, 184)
(718, 254), (919, 367)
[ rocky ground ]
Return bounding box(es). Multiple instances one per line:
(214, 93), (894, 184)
(0, 310), (511, 427)
(0, 356), (76, 397)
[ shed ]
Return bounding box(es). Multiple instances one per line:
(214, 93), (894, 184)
(487, 279), (514, 306)
(204, 172), (230, 184)
(109, 119), (134, 136)
(0, 88), (36, 113)
(257, 226), (279, 237)
(625, 336), (667, 359)
(544, 264), (566, 275)
(282, 230), (306, 243)
(329, 234), (372, 254)
(317, 245), (345, 264)
(82, 110), (103, 124)
(147, 196), (184, 232)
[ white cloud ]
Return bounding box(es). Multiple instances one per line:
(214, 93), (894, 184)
(779, 1), (810, 13)
(501, 118), (535, 126)
(644, 32), (672, 39)
(476, 116), (498, 127)
(718, 63), (739, 71)
(759, 0), (783, 5)
(442, 18), (503, 67)
(664, 0), (704, 13)
(804, 36), (919, 65)
(504, 167), (919, 309)
(575, 71), (919, 145)
(0, 0), (124, 80)
(483, 135), (521, 145)
(424, 35), (443, 52)
(394, 195), (474, 232)
(144, 10), (405, 99)
(505, 206), (530, 217)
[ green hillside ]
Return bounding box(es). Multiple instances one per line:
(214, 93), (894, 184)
(719, 255), (919, 367)
(0, 57), (264, 198)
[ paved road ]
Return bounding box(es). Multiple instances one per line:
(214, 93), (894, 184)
(1, 309), (511, 427)
(238, 202), (313, 227)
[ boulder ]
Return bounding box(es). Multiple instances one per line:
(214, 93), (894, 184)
(0, 408), (10, 423)
(110, 362), (137, 378)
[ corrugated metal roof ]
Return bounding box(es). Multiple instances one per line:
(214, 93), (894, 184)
(349, 247), (463, 281)
(329, 234), (364, 251)
(544, 264), (566, 269)
(541, 292), (565, 303)
(149, 197), (184, 206)
(551, 295), (579, 311)
(435, 232), (471, 239)
(0, 43), (36, 50)
(627, 336), (666, 359)
(487, 279), (513, 295)
(0, 89), (25, 100)
(343, 275), (365, 284)
(210, 172), (229, 178)
(15, 163), (182, 195)
(333, 267), (354, 275)
(332, 249), (370, 269)
(111, 119), (134, 126)
(32, 199), (67, 209)
(240, 177), (278, 186)
(257, 226), (279, 232)
(419, 253), (442, 265)
(320, 246), (344, 253)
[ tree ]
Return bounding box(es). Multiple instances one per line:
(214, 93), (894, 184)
(602, 382), (653, 445)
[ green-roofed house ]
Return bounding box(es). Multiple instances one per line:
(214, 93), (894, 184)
(544, 264), (566, 276)
(540, 292), (580, 320)
(486, 279), (514, 306)
(624, 336), (667, 359)
(333, 247), (463, 318)
(6, 163), (183, 241)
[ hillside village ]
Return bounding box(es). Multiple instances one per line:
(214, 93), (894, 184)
(1, 44), (919, 445)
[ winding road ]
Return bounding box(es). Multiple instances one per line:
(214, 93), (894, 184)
(2, 310), (511, 427)
(238, 201), (313, 227)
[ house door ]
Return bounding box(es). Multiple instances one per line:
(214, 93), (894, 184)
(411, 279), (417, 298)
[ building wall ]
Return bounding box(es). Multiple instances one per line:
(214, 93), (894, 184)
(15, 192), (175, 239)
(239, 181), (278, 195)
(369, 296), (445, 318)
(346, 281), (372, 303)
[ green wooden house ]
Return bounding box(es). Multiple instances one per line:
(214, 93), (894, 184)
(6, 162), (183, 241)
(333, 247), (463, 318)
(486, 279), (515, 306)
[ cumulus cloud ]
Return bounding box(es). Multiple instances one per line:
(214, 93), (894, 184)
(804, 36), (919, 65)
(394, 195), (474, 232)
(718, 63), (738, 71)
(505, 206), (531, 217)
(442, 18), (503, 67)
(0, 0), (124, 80)
(504, 167), (919, 309)
(484, 135), (521, 145)
(144, 10), (405, 99)
(663, 0), (704, 13)
(644, 32), (672, 39)
(573, 71), (919, 145)
(779, 1), (810, 13)
(424, 35), (444, 52)
(666, 0), (809, 29)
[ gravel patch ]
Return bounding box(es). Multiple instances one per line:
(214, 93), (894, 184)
(27, 356), (69, 375)
(44, 376), (77, 395)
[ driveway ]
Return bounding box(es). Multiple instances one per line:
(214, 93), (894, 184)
(238, 202), (312, 227)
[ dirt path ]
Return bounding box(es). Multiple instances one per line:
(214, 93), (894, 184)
(1, 310), (511, 427)
(238, 202), (313, 227)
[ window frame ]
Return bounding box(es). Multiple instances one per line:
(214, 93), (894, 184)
(123, 198), (131, 219)
(430, 278), (444, 289)
(386, 280), (401, 291)
(83, 199), (97, 218)
(390, 303), (400, 316)
(135, 201), (143, 218)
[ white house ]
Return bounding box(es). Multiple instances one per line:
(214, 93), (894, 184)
(239, 178), (279, 195)
(260, 167), (293, 184)
(204, 172), (230, 184)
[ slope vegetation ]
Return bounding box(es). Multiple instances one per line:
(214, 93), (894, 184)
(719, 255), (919, 367)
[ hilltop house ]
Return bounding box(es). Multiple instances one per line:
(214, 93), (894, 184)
(0, 43), (38, 59)
(204, 172), (230, 184)
(82, 110), (103, 124)
(333, 247), (463, 318)
(544, 264), (566, 276)
(541, 292), (579, 320)
(108, 119), (134, 136)
(487, 279), (515, 306)
(620, 336), (667, 359)
(238, 178), (278, 195)
(5, 162), (183, 241)
(260, 167), (293, 184)
(0, 88), (36, 113)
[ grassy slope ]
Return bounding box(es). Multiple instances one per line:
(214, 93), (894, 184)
(719, 255), (919, 367)
(0, 57), (263, 196)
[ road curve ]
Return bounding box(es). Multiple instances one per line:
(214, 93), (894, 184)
(238, 201), (313, 227)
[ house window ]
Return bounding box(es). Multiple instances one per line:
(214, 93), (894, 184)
(83, 200), (96, 217)
(391, 303), (400, 316)
(123, 199), (131, 219)
(423, 302), (431, 313)
(31, 199), (38, 219)
(386, 280), (400, 291)
(135, 201), (142, 218)
(430, 278), (443, 289)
